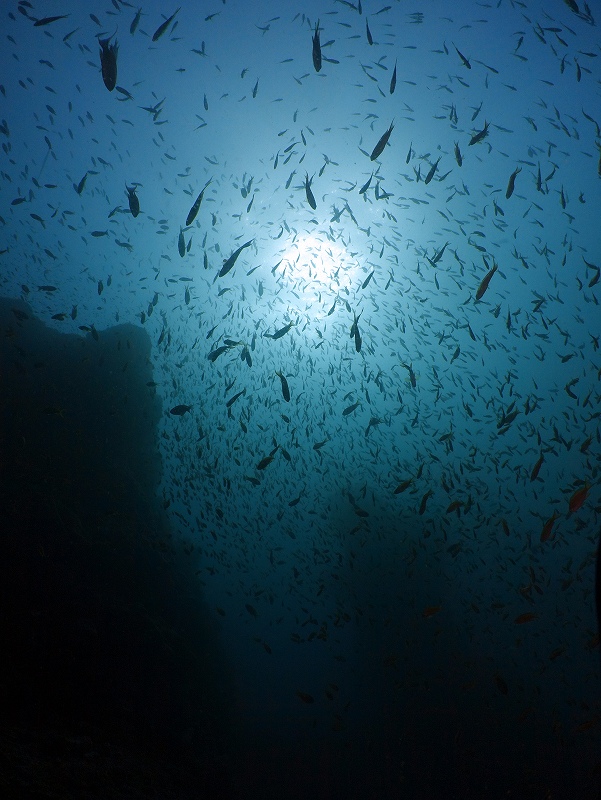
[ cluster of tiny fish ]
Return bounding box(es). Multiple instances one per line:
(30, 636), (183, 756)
(2, 0), (600, 787)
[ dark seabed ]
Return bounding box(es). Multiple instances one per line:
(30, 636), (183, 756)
(1, 1), (600, 798)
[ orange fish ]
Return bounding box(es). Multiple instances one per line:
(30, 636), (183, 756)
(569, 482), (590, 513)
(515, 612), (538, 624)
(530, 453), (544, 482)
(422, 605), (441, 618)
(540, 511), (559, 542)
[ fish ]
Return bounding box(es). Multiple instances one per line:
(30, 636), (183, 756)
(403, 363), (416, 388)
(424, 156), (441, 185)
(226, 389), (246, 408)
(514, 612), (537, 624)
(285, 170), (296, 190)
(152, 7), (181, 42)
(257, 446), (279, 470)
(454, 44), (471, 69)
(389, 60), (397, 94)
(530, 454), (544, 482)
(366, 18), (373, 45)
(312, 20), (321, 72)
(99, 37), (118, 92)
(178, 227), (185, 257)
(350, 311), (362, 352)
(540, 511), (559, 542)
(265, 321), (295, 340)
(469, 120), (489, 146)
(276, 371), (290, 402)
(218, 239), (254, 278)
(454, 142), (462, 167)
(431, 241), (449, 264)
(359, 172), (373, 195)
(130, 8), (142, 35)
(343, 401), (360, 416)
(74, 172), (87, 195)
(170, 404), (192, 415)
(505, 166), (521, 199)
(208, 344), (232, 362)
(475, 260), (497, 301)
(126, 184), (140, 217)
(419, 489), (433, 515)
(394, 479), (412, 494)
(304, 173), (316, 209)
(362, 271), (375, 290)
(33, 15), (69, 27)
(370, 121), (394, 161)
(569, 483), (590, 513)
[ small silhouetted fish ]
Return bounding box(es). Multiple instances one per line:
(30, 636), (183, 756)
(126, 184), (140, 216)
(304, 173), (316, 209)
(218, 239), (253, 278)
(75, 172), (87, 194)
(152, 7), (180, 42)
(276, 371), (290, 402)
(34, 15), (69, 27)
(170, 404), (192, 415)
(370, 121), (394, 161)
(186, 179), (212, 226)
(312, 20), (321, 72)
(130, 8), (142, 35)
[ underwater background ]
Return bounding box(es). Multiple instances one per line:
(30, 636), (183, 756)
(1, 1), (600, 798)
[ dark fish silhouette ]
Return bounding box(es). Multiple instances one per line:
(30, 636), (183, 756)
(312, 20), (321, 72)
(152, 7), (180, 42)
(99, 37), (118, 92)
(370, 121), (394, 161)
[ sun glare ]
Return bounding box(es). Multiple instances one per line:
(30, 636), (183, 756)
(280, 234), (360, 304)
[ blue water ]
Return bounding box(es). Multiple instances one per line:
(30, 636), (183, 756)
(2, 1), (600, 797)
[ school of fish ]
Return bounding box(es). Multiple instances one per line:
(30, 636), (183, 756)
(2, 0), (600, 788)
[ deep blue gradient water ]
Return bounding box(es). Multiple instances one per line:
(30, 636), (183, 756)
(1, 1), (600, 797)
